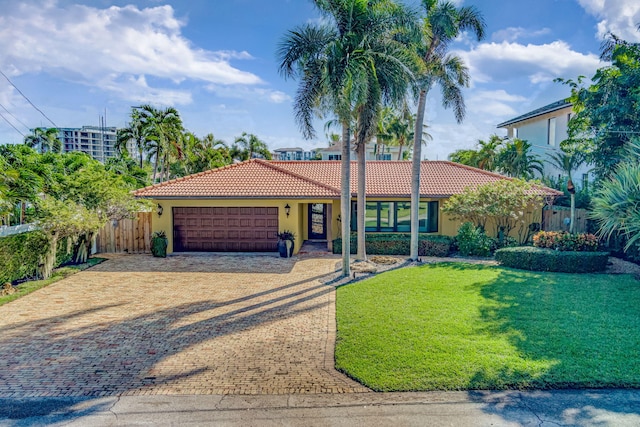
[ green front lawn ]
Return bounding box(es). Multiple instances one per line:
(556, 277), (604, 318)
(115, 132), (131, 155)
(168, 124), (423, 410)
(335, 263), (640, 391)
(0, 257), (106, 307)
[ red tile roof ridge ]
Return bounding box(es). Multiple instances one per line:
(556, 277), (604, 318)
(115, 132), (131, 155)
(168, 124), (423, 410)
(433, 160), (514, 180)
(257, 159), (341, 194)
(434, 160), (562, 196)
(133, 160), (257, 196)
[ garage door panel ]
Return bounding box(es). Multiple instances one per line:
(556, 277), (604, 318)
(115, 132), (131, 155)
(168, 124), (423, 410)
(173, 206), (279, 252)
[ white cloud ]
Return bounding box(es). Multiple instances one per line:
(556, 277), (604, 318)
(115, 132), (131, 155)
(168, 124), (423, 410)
(205, 84), (292, 104)
(456, 41), (602, 84)
(466, 90), (526, 117)
(578, 0), (640, 41)
(491, 27), (551, 43)
(0, 1), (263, 105)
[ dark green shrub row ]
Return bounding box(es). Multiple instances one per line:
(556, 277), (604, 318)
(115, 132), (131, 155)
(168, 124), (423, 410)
(0, 231), (72, 284)
(332, 233), (452, 257)
(0, 231), (51, 284)
(495, 246), (609, 273)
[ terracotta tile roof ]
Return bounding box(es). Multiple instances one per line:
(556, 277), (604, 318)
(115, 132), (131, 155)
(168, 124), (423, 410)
(133, 159), (340, 199)
(134, 159), (561, 199)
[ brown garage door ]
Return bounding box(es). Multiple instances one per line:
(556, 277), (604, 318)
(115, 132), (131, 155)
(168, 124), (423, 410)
(173, 207), (279, 252)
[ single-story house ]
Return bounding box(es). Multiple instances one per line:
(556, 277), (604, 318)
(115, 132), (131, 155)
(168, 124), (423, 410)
(134, 159), (561, 255)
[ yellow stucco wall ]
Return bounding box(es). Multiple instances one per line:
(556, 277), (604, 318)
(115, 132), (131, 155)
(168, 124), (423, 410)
(151, 198), (334, 254)
(151, 197), (545, 254)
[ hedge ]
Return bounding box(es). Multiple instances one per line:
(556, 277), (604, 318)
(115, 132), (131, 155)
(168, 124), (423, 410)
(0, 231), (51, 284)
(333, 233), (452, 257)
(0, 231), (72, 284)
(495, 246), (609, 273)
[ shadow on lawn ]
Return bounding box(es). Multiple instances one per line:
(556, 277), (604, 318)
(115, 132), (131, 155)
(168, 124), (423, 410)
(464, 266), (640, 389)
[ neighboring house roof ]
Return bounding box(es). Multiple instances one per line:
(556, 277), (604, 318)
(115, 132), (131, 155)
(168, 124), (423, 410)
(273, 147), (305, 153)
(497, 99), (573, 128)
(134, 159), (561, 199)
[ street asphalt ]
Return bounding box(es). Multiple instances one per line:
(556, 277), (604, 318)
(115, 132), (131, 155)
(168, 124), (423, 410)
(1, 389), (640, 426)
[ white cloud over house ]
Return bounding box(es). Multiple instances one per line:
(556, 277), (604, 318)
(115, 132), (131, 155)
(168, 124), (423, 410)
(0, 1), (264, 105)
(577, 0), (640, 41)
(455, 40), (602, 85)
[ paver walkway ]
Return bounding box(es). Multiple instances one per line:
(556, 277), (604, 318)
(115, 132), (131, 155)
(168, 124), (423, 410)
(0, 254), (368, 397)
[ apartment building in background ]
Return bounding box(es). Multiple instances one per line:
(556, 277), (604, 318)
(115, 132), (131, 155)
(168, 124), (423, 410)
(58, 126), (122, 163)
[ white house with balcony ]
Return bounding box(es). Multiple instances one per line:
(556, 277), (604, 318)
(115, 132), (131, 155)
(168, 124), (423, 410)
(272, 147), (317, 161)
(315, 140), (403, 161)
(497, 99), (590, 185)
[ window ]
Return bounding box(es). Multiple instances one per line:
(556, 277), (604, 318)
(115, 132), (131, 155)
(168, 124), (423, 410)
(547, 117), (556, 146)
(352, 201), (438, 233)
(328, 154), (342, 160)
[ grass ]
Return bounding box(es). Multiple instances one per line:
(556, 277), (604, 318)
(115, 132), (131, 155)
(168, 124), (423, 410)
(0, 257), (106, 307)
(335, 263), (640, 391)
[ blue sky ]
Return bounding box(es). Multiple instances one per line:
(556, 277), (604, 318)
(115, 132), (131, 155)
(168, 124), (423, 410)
(1, 0), (639, 161)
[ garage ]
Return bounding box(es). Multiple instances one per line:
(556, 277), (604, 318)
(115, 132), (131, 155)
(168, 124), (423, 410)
(173, 207), (279, 252)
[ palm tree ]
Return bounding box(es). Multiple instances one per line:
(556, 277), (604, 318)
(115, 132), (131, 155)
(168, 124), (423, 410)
(24, 127), (62, 154)
(497, 138), (544, 180)
(279, 0), (418, 275)
(590, 142), (640, 251)
(409, 0), (486, 260)
(138, 105), (183, 184)
(232, 132), (272, 161)
(448, 148), (480, 167)
(116, 108), (148, 169)
(0, 145), (46, 224)
(476, 134), (504, 171)
(386, 103), (415, 160)
(548, 150), (586, 233)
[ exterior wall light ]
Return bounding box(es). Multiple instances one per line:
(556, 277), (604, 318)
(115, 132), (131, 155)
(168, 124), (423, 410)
(285, 203), (291, 218)
(157, 203), (164, 217)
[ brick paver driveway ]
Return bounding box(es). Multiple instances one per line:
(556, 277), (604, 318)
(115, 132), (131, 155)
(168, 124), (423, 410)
(0, 254), (368, 397)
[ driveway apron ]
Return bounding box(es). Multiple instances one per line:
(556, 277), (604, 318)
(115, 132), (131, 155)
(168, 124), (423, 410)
(0, 254), (368, 396)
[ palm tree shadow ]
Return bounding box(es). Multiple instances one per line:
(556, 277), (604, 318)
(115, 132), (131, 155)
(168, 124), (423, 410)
(0, 270), (337, 420)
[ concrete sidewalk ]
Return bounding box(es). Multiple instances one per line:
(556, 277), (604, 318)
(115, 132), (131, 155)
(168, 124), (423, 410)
(2, 389), (640, 426)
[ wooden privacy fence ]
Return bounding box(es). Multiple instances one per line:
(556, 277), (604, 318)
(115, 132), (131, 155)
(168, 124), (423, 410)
(95, 212), (152, 254)
(542, 208), (587, 234)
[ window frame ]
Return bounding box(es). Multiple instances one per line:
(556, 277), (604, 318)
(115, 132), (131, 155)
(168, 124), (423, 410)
(351, 200), (438, 233)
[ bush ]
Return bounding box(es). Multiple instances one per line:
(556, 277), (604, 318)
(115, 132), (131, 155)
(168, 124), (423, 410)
(533, 231), (599, 252)
(455, 222), (493, 257)
(0, 231), (50, 284)
(495, 246), (609, 273)
(332, 233), (452, 257)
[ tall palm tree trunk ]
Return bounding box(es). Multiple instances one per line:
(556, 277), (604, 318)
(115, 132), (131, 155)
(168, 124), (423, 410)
(356, 142), (367, 261)
(570, 193), (576, 233)
(341, 124), (351, 277)
(152, 152), (159, 184)
(410, 90), (427, 260)
(397, 143), (404, 161)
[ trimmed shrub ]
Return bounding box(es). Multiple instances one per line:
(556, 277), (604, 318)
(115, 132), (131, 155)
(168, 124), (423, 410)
(533, 231), (599, 252)
(0, 231), (51, 284)
(495, 246), (609, 273)
(333, 233), (452, 257)
(455, 222), (493, 257)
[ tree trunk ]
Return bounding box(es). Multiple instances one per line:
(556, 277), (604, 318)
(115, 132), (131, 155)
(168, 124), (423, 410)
(341, 124), (351, 277)
(397, 143), (404, 161)
(40, 231), (58, 280)
(570, 193), (575, 234)
(410, 90), (427, 260)
(356, 143), (366, 261)
(152, 151), (159, 184)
